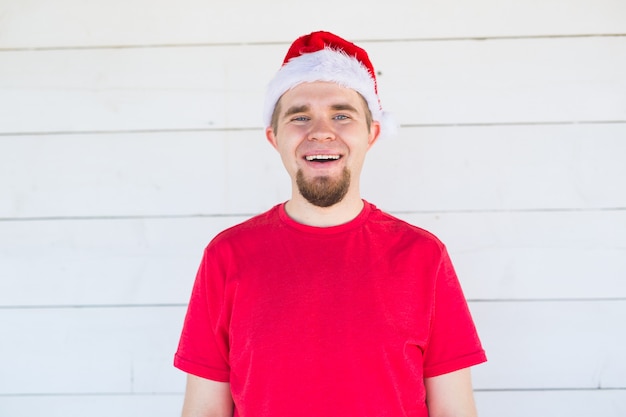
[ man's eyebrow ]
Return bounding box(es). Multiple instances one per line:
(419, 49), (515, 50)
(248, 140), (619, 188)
(283, 105), (310, 118)
(283, 103), (361, 119)
(330, 103), (359, 113)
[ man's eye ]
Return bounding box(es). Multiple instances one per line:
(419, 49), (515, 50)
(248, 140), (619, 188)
(291, 116), (309, 122)
(334, 114), (350, 120)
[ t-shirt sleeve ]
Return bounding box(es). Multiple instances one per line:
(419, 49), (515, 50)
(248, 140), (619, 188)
(422, 247), (487, 378)
(174, 246), (231, 382)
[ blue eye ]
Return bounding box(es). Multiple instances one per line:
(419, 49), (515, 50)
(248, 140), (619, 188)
(292, 116), (309, 122)
(334, 114), (349, 120)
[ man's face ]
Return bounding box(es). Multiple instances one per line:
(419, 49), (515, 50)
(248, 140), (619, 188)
(266, 81), (380, 207)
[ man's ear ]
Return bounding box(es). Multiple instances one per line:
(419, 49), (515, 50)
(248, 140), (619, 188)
(367, 121), (381, 150)
(265, 127), (279, 150)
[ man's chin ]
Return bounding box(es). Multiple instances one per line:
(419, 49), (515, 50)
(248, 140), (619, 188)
(296, 168), (351, 208)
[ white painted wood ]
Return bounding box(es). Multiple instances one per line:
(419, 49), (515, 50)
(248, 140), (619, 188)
(0, 301), (623, 395)
(376, 37), (626, 125)
(0, 45), (275, 134)
(0, 307), (187, 394)
(363, 123), (626, 212)
(0, 216), (249, 306)
(0, 131), (288, 218)
(0, 2), (623, 414)
(0, 395), (184, 417)
(1, 0), (625, 49)
(1, 37), (624, 134)
(475, 390), (626, 417)
(1, 210), (624, 306)
(1, 124), (624, 218)
(470, 300), (626, 390)
(2, 390), (625, 417)
(399, 210), (626, 301)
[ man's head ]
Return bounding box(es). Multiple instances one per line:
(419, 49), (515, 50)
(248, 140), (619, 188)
(264, 32), (391, 209)
(263, 31), (391, 138)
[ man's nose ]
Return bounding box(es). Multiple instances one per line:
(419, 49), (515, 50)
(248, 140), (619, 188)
(307, 119), (335, 141)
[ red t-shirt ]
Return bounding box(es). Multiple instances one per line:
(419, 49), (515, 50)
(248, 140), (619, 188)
(175, 201), (486, 416)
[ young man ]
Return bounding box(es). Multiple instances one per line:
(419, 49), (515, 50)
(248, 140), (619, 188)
(174, 31), (486, 417)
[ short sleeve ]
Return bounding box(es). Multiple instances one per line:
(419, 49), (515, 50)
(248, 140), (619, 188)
(174, 246), (232, 382)
(422, 247), (487, 378)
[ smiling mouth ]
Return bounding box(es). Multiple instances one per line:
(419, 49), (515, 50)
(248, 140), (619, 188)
(304, 154), (342, 162)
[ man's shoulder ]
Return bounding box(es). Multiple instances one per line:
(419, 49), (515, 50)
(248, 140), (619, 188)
(367, 203), (446, 250)
(209, 204), (282, 246)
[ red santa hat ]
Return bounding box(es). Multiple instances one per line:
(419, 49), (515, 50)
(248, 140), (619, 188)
(263, 31), (395, 138)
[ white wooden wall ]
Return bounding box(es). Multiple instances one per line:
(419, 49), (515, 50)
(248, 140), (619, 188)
(1, 1), (625, 416)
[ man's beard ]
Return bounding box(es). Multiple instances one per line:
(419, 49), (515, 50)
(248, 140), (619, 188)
(296, 167), (351, 208)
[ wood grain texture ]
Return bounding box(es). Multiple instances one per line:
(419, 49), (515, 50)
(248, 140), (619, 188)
(0, 395), (184, 417)
(0, 216), (249, 306)
(1, 124), (624, 218)
(475, 389), (626, 417)
(471, 300), (626, 390)
(1, 210), (624, 306)
(0, 307), (187, 394)
(1, 301), (623, 395)
(1, 0), (625, 48)
(1, 389), (624, 417)
(363, 123), (626, 212)
(0, 0), (623, 413)
(1, 37), (624, 134)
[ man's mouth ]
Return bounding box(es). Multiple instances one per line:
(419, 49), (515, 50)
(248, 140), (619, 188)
(304, 154), (342, 163)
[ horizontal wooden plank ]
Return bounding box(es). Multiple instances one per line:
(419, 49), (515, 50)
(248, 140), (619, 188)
(0, 130), (288, 218)
(0, 45), (274, 134)
(1, 389), (624, 417)
(474, 389), (626, 417)
(0, 216), (250, 307)
(363, 123), (626, 212)
(0, 307), (187, 394)
(0, 301), (624, 395)
(1, 37), (624, 133)
(400, 210), (626, 301)
(0, 390), (624, 417)
(470, 300), (626, 390)
(1, 0), (624, 48)
(0, 394), (184, 417)
(1, 123), (623, 218)
(0, 210), (624, 306)
(376, 37), (626, 126)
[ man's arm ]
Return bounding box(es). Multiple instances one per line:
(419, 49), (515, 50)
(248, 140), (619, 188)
(181, 374), (233, 417)
(424, 368), (478, 417)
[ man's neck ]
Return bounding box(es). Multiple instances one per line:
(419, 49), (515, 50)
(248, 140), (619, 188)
(284, 193), (364, 227)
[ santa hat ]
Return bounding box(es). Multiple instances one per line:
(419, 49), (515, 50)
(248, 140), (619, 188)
(263, 31), (395, 138)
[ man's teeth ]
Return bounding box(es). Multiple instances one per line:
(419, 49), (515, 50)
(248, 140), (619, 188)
(305, 155), (341, 161)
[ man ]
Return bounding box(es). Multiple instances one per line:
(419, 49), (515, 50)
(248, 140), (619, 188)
(174, 31), (486, 417)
